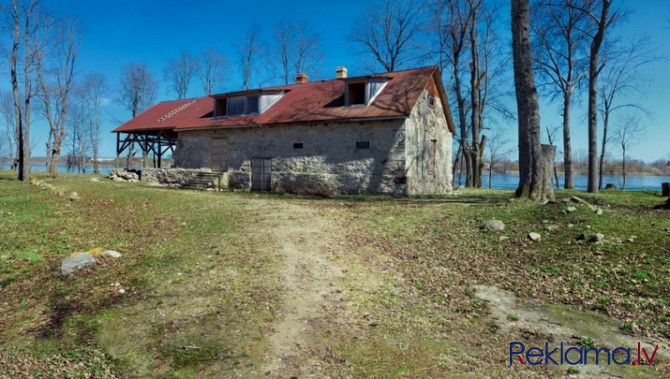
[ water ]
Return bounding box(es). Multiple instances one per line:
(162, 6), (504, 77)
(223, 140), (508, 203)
(0, 163), (116, 176)
(475, 172), (670, 191)
(2, 163), (668, 191)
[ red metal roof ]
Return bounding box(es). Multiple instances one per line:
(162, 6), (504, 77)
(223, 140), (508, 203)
(113, 66), (455, 134)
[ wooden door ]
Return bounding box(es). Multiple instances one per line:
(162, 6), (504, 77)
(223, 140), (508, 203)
(211, 137), (228, 171)
(251, 158), (271, 191)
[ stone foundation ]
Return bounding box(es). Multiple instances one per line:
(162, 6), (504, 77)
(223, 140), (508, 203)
(141, 168), (215, 187)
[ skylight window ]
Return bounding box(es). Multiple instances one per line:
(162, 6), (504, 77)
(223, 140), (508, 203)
(345, 78), (389, 107)
(213, 91), (284, 117)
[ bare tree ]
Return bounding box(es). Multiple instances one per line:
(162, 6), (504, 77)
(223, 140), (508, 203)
(0, 91), (17, 168)
(119, 62), (158, 118)
(66, 102), (87, 173)
(615, 113), (645, 190)
(77, 73), (107, 174)
(36, 14), (81, 177)
(577, 0), (614, 193)
(511, 0), (543, 199)
(2, 0), (40, 181)
(164, 50), (199, 99)
(236, 26), (264, 90)
(485, 128), (511, 188)
(349, 0), (426, 72)
(598, 37), (655, 190)
(199, 46), (227, 95)
(532, 0), (590, 189)
(119, 62), (158, 168)
(432, 0), (472, 186)
(432, 0), (511, 188)
(272, 22), (323, 84)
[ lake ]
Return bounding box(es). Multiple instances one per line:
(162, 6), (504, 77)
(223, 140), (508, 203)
(2, 163), (668, 191)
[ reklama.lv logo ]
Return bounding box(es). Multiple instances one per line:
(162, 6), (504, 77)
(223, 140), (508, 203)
(510, 342), (659, 366)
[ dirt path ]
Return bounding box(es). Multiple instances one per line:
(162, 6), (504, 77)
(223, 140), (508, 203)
(259, 201), (346, 377)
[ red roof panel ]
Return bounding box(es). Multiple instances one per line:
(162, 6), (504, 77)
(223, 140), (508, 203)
(113, 66), (449, 133)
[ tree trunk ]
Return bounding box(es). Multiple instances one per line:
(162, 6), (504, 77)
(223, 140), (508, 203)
(539, 144), (556, 202)
(511, 0), (542, 199)
(562, 92), (574, 189)
(661, 183), (670, 197)
(586, 0), (610, 193)
(621, 146), (627, 190)
(598, 110), (610, 190)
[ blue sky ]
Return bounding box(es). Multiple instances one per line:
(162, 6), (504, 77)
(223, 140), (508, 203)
(17, 0), (670, 162)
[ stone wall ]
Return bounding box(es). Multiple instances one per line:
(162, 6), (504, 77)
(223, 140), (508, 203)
(141, 168), (214, 186)
(404, 84), (453, 194)
(170, 88), (453, 196)
(174, 120), (409, 195)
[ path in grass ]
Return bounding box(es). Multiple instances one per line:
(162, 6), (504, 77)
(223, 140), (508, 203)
(259, 201), (347, 377)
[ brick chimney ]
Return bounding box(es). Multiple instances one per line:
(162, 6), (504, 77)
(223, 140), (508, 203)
(336, 66), (348, 79)
(296, 73), (308, 84)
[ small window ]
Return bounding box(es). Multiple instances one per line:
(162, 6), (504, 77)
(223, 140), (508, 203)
(429, 95), (436, 107)
(346, 82), (366, 106)
(215, 98), (227, 116)
(293, 142), (303, 149)
(356, 140), (370, 149)
(247, 95), (259, 114)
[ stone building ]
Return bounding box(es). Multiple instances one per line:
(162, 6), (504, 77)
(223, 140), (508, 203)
(113, 66), (456, 195)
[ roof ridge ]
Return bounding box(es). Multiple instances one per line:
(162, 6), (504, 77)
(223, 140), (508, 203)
(158, 99), (197, 122)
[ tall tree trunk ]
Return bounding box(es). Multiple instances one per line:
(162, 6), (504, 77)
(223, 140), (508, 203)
(621, 145), (627, 190)
(511, 0), (542, 199)
(469, 3), (482, 188)
(598, 110), (610, 190)
(562, 92), (574, 188)
(540, 144), (556, 202)
(587, 0), (610, 193)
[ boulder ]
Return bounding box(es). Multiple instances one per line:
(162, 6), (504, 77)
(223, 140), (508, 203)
(479, 220), (506, 232)
(528, 232), (541, 242)
(566, 206), (577, 213)
(59, 252), (95, 276)
(604, 183), (617, 190)
(101, 250), (122, 259)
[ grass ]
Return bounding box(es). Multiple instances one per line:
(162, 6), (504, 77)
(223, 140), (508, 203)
(0, 172), (668, 377)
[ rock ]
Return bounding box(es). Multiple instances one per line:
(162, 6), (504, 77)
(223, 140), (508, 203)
(566, 206), (577, 213)
(101, 250), (122, 259)
(605, 183), (617, 190)
(499, 236), (509, 241)
(577, 233), (604, 243)
(562, 198), (571, 203)
(596, 208), (603, 215)
(480, 220), (506, 232)
(118, 288), (126, 294)
(113, 177), (124, 183)
(59, 252), (95, 276)
(570, 196), (597, 210)
(666, 227), (670, 233)
(528, 232), (541, 242)
(68, 192), (80, 201)
(592, 233), (605, 242)
(545, 224), (558, 231)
